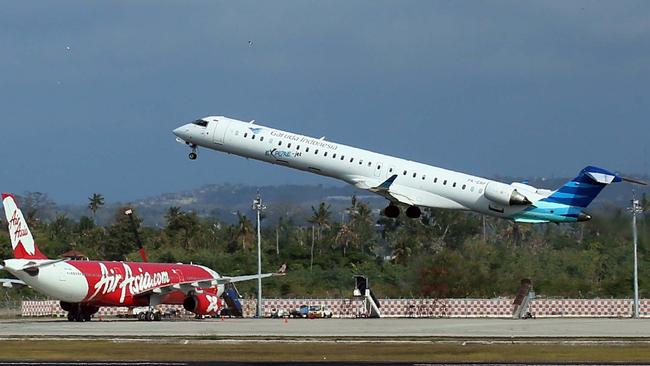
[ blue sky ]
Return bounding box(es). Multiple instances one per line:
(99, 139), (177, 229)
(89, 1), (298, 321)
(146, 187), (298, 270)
(1, 1), (648, 203)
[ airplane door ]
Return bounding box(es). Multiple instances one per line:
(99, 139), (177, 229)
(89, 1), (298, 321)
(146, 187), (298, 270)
(211, 119), (230, 145)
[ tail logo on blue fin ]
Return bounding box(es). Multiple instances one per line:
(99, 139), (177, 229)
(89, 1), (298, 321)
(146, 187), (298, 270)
(541, 166), (621, 208)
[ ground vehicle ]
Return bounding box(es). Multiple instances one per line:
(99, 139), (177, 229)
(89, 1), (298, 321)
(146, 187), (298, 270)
(307, 305), (333, 319)
(290, 305), (309, 318)
(132, 307), (181, 321)
(270, 308), (289, 318)
(133, 307), (162, 321)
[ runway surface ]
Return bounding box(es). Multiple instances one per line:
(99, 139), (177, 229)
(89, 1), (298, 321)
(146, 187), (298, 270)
(1, 318), (649, 338)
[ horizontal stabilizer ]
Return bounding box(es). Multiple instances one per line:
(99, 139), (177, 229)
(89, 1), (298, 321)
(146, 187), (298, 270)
(621, 176), (648, 186)
(1, 279), (26, 288)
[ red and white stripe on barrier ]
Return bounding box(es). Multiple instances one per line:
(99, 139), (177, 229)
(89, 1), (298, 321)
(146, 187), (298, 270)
(21, 298), (650, 318)
(529, 299), (632, 318)
(20, 300), (187, 318)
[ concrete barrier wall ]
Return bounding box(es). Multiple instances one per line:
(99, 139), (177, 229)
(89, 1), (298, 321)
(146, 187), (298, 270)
(20, 298), (650, 318)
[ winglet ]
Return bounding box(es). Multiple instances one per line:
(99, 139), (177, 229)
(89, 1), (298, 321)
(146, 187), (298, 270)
(372, 174), (398, 192)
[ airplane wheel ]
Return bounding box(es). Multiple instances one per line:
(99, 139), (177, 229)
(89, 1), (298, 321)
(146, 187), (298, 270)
(67, 312), (75, 322)
(189, 152), (197, 160)
(75, 312), (85, 322)
(83, 313), (92, 322)
(154, 312), (162, 321)
(146, 311), (156, 321)
(405, 205), (421, 219)
(138, 312), (146, 321)
(384, 205), (400, 218)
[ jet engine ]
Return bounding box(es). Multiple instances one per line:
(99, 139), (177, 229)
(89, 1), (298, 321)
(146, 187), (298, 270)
(484, 182), (531, 206)
(183, 293), (222, 316)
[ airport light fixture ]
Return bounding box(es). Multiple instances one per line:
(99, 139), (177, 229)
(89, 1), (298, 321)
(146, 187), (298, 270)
(629, 195), (644, 318)
(252, 191), (266, 318)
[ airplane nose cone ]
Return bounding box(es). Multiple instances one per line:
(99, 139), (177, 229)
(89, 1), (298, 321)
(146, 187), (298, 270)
(173, 126), (189, 140)
(577, 212), (591, 222)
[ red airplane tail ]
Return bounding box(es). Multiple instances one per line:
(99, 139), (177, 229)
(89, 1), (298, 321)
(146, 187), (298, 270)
(2, 193), (48, 260)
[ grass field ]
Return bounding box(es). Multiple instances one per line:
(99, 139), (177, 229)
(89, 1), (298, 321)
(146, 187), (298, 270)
(1, 339), (650, 362)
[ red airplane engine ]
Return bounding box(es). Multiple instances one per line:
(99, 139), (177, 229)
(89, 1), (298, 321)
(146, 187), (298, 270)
(183, 293), (221, 315)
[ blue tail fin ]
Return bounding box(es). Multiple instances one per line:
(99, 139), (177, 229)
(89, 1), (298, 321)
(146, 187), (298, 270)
(541, 166), (621, 208)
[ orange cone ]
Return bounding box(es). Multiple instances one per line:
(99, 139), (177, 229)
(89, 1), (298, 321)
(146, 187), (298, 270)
(284, 317), (288, 324)
(221, 316), (225, 321)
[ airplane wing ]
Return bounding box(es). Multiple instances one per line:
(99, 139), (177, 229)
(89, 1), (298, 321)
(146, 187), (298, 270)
(136, 270), (285, 297)
(215, 272), (279, 284)
(366, 175), (467, 209)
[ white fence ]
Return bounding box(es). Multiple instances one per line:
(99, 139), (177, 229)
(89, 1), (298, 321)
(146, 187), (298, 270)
(21, 298), (650, 318)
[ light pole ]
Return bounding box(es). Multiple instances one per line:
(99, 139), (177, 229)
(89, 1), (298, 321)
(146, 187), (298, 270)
(630, 195), (643, 318)
(252, 191), (266, 318)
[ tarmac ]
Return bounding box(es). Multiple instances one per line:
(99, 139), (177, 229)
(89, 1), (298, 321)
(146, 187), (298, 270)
(0, 317), (649, 339)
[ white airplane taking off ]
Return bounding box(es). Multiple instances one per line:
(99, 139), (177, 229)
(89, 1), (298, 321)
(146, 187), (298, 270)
(173, 116), (645, 224)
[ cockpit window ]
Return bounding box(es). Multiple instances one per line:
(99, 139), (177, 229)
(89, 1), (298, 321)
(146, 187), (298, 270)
(192, 119), (209, 127)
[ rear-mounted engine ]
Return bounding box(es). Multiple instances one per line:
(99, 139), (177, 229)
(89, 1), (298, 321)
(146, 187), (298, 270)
(484, 182), (531, 206)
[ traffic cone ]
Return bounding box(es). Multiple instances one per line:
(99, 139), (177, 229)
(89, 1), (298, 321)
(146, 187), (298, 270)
(221, 316), (225, 321)
(284, 317), (288, 324)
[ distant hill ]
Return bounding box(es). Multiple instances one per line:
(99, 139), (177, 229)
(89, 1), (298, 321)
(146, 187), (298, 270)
(52, 174), (649, 227)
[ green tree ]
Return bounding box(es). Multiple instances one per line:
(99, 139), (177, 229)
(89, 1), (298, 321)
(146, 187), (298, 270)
(307, 202), (331, 271)
(87, 193), (105, 220)
(308, 202), (332, 241)
(234, 211), (254, 250)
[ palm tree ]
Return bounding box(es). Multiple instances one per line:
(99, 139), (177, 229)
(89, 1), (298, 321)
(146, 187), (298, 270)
(88, 193), (105, 220)
(349, 201), (373, 254)
(308, 202), (331, 241)
(235, 211), (254, 250)
(308, 202), (331, 271)
(335, 223), (358, 256)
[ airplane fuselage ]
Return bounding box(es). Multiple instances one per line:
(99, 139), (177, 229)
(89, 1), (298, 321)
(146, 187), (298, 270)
(3, 258), (223, 306)
(174, 116), (588, 223)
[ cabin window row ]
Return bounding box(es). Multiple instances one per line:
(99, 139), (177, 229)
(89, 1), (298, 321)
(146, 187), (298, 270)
(388, 168), (483, 193)
(239, 132), (483, 193)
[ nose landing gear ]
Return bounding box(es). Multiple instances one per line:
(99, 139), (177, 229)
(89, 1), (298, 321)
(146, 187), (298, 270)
(188, 144), (198, 160)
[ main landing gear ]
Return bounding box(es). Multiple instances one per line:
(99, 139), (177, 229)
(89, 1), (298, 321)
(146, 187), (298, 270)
(383, 204), (422, 219)
(405, 206), (421, 219)
(384, 204), (400, 218)
(61, 302), (98, 322)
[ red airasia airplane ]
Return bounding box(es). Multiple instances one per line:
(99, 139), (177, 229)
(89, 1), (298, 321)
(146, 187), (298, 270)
(0, 193), (281, 321)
